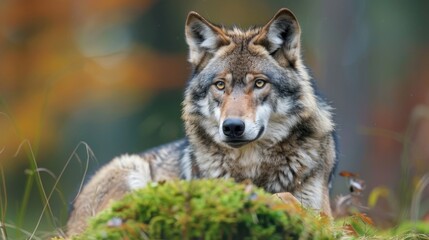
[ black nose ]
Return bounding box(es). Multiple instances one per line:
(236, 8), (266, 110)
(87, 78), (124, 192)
(222, 118), (245, 138)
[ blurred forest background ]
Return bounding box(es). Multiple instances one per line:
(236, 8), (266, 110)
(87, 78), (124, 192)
(1, 0), (429, 238)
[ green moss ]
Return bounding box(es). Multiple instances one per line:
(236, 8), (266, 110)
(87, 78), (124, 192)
(74, 179), (337, 240)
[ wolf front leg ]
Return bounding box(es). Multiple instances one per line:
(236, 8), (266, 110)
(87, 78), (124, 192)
(293, 174), (332, 217)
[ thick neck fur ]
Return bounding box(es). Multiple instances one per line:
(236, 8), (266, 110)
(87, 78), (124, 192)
(183, 103), (334, 194)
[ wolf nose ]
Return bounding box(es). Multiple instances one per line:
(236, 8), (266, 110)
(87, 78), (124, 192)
(222, 118), (245, 138)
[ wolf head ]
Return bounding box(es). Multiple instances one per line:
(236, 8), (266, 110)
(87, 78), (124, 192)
(182, 9), (333, 149)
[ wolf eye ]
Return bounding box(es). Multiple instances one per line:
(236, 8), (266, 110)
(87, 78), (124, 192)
(254, 79), (266, 89)
(214, 81), (225, 90)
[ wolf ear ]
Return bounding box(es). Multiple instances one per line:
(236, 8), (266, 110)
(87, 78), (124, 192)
(185, 12), (230, 66)
(253, 8), (301, 67)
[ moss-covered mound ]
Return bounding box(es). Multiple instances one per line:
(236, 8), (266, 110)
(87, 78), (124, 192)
(74, 179), (337, 240)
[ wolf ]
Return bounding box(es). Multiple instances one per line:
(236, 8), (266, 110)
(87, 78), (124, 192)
(67, 8), (337, 236)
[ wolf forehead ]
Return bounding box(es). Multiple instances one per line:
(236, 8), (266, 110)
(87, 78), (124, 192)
(192, 28), (280, 75)
(187, 27), (294, 83)
(187, 35), (300, 97)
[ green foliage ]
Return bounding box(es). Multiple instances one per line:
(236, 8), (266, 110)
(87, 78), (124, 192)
(335, 214), (377, 238)
(335, 216), (429, 239)
(74, 179), (336, 240)
(392, 221), (429, 237)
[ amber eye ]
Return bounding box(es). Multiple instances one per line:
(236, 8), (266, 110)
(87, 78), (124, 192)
(215, 81), (225, 90)
(254, 79), (266, 88)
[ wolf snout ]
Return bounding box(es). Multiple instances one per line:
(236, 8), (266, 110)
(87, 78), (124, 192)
(222, 118), (245, 138)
